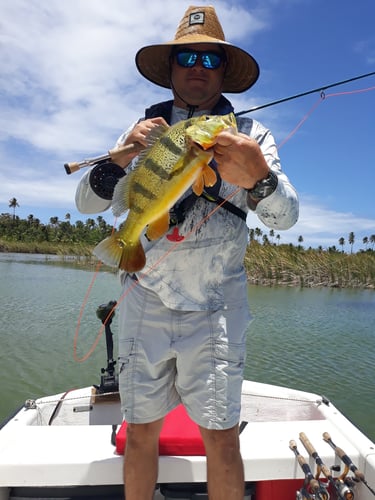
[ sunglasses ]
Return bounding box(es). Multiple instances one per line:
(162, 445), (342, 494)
(174, 49), (225, 70)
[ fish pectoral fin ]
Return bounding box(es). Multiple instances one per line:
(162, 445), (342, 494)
(202, 164), (217, 187)
(192, 174), (204, 196)
(192, 164), (217, 195)
(146, 212), (170, 240)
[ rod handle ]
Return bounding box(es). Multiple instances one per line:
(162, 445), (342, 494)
(64, 162), (82, 175)
(64, 142), (144, 175)
(108, 142), (144, 163)
(299, 432), (316, 456)
(323, 432), (365, 481)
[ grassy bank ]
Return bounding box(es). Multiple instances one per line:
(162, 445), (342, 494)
(1, 238), (374, 289)
(245, 242), (375, 288)
(0, 239), (93, 257)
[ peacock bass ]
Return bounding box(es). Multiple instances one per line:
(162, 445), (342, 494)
(93, 113), (237, 272)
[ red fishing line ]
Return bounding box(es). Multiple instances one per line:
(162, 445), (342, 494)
(73, 83), (375, 362)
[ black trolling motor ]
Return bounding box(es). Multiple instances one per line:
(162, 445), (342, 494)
(93, 300), (119, 395)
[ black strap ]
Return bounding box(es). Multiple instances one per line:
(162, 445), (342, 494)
(169, 190), (247, 226)
(203, 193), (247, 221)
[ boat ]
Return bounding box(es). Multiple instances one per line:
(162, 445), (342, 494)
(1, 301), (374, 500)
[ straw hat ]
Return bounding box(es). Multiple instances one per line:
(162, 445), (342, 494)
(136, 5), (259, 94)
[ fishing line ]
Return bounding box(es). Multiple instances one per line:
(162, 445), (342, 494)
(73, 187), (242, 362)
(113, 186), (242, 306)
(277, 84), (375, 149)
(73, 219), (119, 363)
(73, 74), (375, 362)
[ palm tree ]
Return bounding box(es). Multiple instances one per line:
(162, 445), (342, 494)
(254, 227), (263, 242)
(339, 237), (345, 253)
(8, 197), (19, 220)
(49, 216), (59, 227)
(370, 234), (375, 250)
(348, 232), (355, 254)
(363, 236), (369, 250)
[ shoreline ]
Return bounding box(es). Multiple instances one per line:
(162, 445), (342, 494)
(1, 243), (374, 290)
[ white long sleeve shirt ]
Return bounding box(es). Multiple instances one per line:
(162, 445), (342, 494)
(75, 106), (299, 311)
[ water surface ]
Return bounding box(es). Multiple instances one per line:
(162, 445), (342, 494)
(1, 253), (374, 441)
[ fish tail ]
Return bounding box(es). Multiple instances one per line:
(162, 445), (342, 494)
(119, 240), (146, 272)
(93, 235), (146, 272)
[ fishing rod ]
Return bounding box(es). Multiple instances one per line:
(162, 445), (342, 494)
(235, 70), (375, 116)
(299, 432), (353, 500)
(289, 439), (329, 500)
(64, 70), (375, 175)
(64, 142), (143, 175)
(323, 432), (375, 496)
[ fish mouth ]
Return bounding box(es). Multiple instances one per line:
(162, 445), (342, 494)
(188, 138), (214, 152)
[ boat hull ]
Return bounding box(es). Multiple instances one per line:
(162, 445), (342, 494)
(1, 381), (374, 499)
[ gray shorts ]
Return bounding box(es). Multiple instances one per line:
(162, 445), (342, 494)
(118, 277), (251, 430)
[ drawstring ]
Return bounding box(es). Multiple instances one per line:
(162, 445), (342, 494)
(187, 105), (197, 118)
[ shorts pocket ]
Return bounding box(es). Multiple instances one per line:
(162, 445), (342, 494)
(213, 340), (245, 424)
(118, 338), (136, 375)
(118, 339), (136, 418)
(214, 340), (245, 367)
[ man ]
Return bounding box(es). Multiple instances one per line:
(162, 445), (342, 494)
(76, 6), (299, 499)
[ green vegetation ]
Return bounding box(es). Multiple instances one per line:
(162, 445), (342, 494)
(245, 241), (375, 288)
(1, 204), (375, 289)
(0, 211), (110, 261)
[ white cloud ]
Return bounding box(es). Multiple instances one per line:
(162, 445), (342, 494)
(0, 0), (269, 155)
(1, 0), (374, 252)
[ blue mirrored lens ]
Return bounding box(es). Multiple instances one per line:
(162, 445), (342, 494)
(201, 53), (221, 69)
(176, 50), (223, 69)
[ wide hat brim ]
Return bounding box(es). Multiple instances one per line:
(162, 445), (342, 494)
(136, 37), (260, 94)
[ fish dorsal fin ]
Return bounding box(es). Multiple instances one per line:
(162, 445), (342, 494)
(111, 123), (170, 217)
(134, 122), (170, 164)
(146, 122), (170, 146)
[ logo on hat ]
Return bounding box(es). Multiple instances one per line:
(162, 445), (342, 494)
(189, 12), (205, 25)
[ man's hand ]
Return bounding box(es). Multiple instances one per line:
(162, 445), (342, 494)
(115, 117), (169, 168)
(213, 131), (270, 189)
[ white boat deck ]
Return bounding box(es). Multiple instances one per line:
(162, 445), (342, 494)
(1, 381), (374, 499)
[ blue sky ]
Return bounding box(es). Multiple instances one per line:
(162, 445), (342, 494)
(1, 0), (374, 251)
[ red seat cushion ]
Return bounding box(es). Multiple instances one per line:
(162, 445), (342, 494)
(116, 404), (206, 456)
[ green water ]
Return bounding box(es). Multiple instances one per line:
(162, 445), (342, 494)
(1, 253), (374, 441)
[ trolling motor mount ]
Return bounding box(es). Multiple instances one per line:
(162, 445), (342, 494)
(94, 300), (119, 394)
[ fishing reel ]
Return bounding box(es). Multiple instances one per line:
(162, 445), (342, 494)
(89, 160), (125, 200)
(334, 479), (355, 500)
(295, 485), (330, 500)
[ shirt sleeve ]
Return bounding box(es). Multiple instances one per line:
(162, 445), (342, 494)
(250, 120), (299, 230)
(74, 122), (137, 214)
(75, 169), (112, 214)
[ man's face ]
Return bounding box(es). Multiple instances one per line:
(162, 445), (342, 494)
(170, 43), (227, 109)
